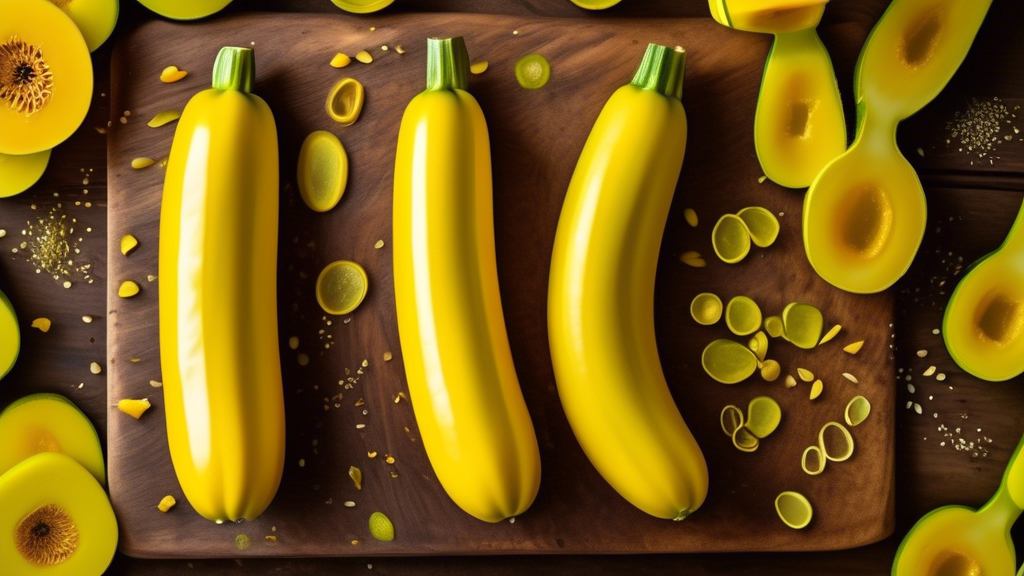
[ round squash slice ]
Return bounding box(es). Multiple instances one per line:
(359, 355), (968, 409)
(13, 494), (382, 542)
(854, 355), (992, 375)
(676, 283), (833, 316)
(0, 452), (117, 576)
(0, 393), (105, 485)
(0, 287), (18, 380)
(49, 0), (119, 52)
(329, 0), (394, 13)
(0, 149), (50, 197)
(0, 0), (93, 155)
(135, 0), (234, 20)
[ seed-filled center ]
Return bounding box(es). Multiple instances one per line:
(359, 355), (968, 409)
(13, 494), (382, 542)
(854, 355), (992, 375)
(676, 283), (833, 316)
(0, 35), (54, 115)
(15, 504), (79, 565)
(929, 550), (981, 576)
(837, 186), (894, 259)
(900, 10), (943, 69)
(976, 291), (1024, 346)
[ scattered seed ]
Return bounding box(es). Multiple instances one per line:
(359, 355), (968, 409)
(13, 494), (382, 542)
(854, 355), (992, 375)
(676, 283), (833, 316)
(684, 208), (698, 227)
(841, 373), (858, 384)
(916, 350), (928, 358)
(234, 534), (250, 551)
(757, 175), (767, 184)
(819, 324), (841, 346)
(797, 368), (814, 382)
(131, 158), (156, 169)
(369, 512), (395, 542)
(383, 351), (393, 361)
(936, 373), (947, 382)
(367, 451), (377, 458)
(914, 403), (923, 414)
(82, 315), (93, 323)
(147, 109), (182, 128)
(785, 375), (797, 388)
(330, 53), (351, 68)
(288, 336), (299, 350)
(923, 366), (936, 376)
(150, 380), (162, 388)
(470, 61), (489, 74)
(349, 466), (363, 490)
(344, 501), (356, 508)
(90, 362), (102, 375)
(157, 495), (176, 512)
(385, 455), (395, 464)
(394, 45), (405, 54)
(843, 341), (864, 354)
(30, 317), (51, 332)
(159, 65), (188, 83)
(680, 251), (706, 268)
(118, 281), (140, 298)
(298, 353), (310, 366)
(809, 379), (823, 400)
(374, 239), (385, 249)
(355, 50), (373, 64)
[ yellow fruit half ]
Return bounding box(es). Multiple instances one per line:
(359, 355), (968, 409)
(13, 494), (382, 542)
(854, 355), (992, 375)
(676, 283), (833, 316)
(0, 393), (106, 485)
(0, 452), (117, 576)
(0, 287), (17, 379)
(48, 0), (118, 52)
(0, 149), (50, 197)
(0, 0), (93, 155)
(135, 0), (233, 20)
(329, 0), (394, 13)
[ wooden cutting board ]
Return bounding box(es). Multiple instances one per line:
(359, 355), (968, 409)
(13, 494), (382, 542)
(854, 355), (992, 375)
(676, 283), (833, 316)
(106, 11), (894, 558)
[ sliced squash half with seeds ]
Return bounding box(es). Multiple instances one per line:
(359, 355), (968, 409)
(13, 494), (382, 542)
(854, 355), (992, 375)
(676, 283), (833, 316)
(0, 452), (117, 576)
(0, 0), (93, 155)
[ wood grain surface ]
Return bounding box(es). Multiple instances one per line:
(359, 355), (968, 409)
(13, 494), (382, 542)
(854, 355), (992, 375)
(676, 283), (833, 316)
(1, 0), (1023, 574)
(105, 10), (895, 558)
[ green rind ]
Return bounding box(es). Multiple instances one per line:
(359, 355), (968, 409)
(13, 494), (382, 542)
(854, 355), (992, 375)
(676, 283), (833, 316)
(212, 47), (255, 93)
(427, 37), (470, 92)
(630, 44), (686, 101)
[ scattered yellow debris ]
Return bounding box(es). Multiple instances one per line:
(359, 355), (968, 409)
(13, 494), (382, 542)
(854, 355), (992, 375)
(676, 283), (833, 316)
(383, 351), (393, 362)
(157, 495), (176, 512)
(797, 368), (814, 382)
(120, 234), (139, 255)
(394, 45), (405, 55)
(843, 340), (864, 354)
(159, 65), (188, 83)
(147, 109), (182, 128)
(819, 324), (841, 345)
(374, 239), (385, 249)
(785, 375), (797, 388)
(30, 318), (51, 333)
(680, 251), (706, 268)
(118, 281), (140, 298)
(349, 466), (362, 490)
(131, 158), (156, 169)
(90, 362), (102, 375)
(355, 50), (373, 64)
(841, 372), (858, 384)
(330, 53), (352, 68)
(118, 398), (151, 419)
(82, 315), (93, 323)
(684, 208), (698, 227)
(470, 60), (489, 74)
(809, 379), (823, 400)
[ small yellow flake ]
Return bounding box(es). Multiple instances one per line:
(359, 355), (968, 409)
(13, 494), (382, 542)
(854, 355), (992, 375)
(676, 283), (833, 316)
(916, 349), (928, 358)
(785, 375), (797, 388)
(680, 251), (706, 268)
(265, 535), (278, 543)
(147, 109), (182, 128)
(330, 53), (352, 68)
(82, 315), (93, 323)
(147, 275), (157, 282)
(159, 65), (188, 83)
(130, 358), (141, 363)
(131, 158), (156, 169)
(369, 26), (376, 31)
(809, 379), (823, 400)
(349, 466), (363, 490)
(842, 372), (858, 384)
(797, 368), (814, 382)
(374, 239), (385, 249)
(31, 318), (51, 333)
(923, 366), (936, 377)
(362, 359), (369, 368)
(383, 351), (393, 361)
(367, 451), (377, 458)
(120, 234), (139, 255)
(90, 362), (102, 375)
(381, 45), (389, 51)
(288, 336), (299, 350)
(385, 455), (395, 464)
(818, 324), (841, 346)
(757, 175), (767, 184)
(470, 60), (489, 74)
(355, 50), (373, 64)
(150, 380), (163, 388)
(351, 540), (360, 546)
(157, 495), (176, 512)
(394, 45), (405, 54)
(355, 423), (366, 429)
(843, 340), (864, 354)
(683, 208), (698, 227)
(118, 281), (140, 298)
(118, 398), (151, 419)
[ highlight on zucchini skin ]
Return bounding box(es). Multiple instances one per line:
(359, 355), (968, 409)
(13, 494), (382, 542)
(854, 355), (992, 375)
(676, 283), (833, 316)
(158, 47), (285, 523)
(548, 44), (709, 521)
(392, 37), (541, 523)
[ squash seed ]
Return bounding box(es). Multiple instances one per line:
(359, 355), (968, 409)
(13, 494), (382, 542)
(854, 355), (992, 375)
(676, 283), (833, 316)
(316, 260), (368, 315)
(684, 208), (698, 227)
(764, 315), (784, 338)
(748, 331), (768, 361)
(819, 422), (854, 461)
(819, 324), (842, 345)
(746, 396), (781, 438)
(844, 396), (871, 427)
(736, 206), (780, 248)
(369, 512), (395, 542)
(797, 368), (814, 382)
(809, 379), (823, 400)
(157, 495), (176, 512)
(326, 78), (365, 126)
(702, 339), (758, 384)
(690, 292), (723, 326)
(801, 446), (825, 475)
(349, 466), (362, 490)
(680, 251), (706, 268)
(118, 281), (140, 298)
(720, 404), (744, 437)
(785, 374), (797, 388)
(712, 214), (751, 264)
(843, 340), (864, 354)
(330, 53), (352, 68)
(159, 65), (187, 83)
(781, 302), (823, 349)
(131, 158), (155, 169)
(732, 426), (759, 452)
(775, 491), (813, 529)
(725, 296), (762, 336)
(120, 234), (139, 255)
(470, 60), (489, 74)
(760, 359), (781, 382)
(842, 372), (858, 384)
(355, 50), (373, 64)
(147, 109), (182, 128)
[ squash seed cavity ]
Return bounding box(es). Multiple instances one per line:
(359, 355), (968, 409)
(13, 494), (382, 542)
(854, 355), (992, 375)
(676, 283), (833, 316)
(845, 395), (871, 427)
(760, 359), (781, 382)
(15, 504), (78, 565)
(736, 206), (780, 248)
(801, 446), (825, 475)
(712, 214), (751, 263)
(0, 36), (54, 115)
(775, 491), (813, 529)
(732, 426), (759, 452)
(690, 292), (722, 326)
(725, 296), (762, 336)
(781, 302), (824, 349)
(369, 512), (395, 541)
(326, 78), (364, 126)
(720, 404), (744, 437)
(819, 421), (854, 461)
(702, 339), (758, 384)
(745, 396), (781, 438)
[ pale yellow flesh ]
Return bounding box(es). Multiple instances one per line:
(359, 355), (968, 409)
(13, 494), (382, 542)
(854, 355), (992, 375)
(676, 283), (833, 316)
(394, 87), (541, 523)
(159, 85), (285, 523)
(549, 84), (708, 520)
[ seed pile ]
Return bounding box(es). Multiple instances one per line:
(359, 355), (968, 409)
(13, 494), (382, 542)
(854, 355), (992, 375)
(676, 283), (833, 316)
(945, 97), (1020, 166)
(13, 205), (94, 287)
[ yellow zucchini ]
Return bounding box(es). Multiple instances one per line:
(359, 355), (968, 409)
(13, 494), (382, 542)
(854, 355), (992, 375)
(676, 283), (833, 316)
(159, 47), (284, 523)
(548, 44), (708, 520)
(393, 37), (541, 523)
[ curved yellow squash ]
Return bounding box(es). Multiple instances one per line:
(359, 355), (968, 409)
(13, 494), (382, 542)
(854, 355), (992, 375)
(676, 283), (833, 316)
(548, 44), (708, 520)
(393, 37), (541, 523)
(159, 47), (284, 523)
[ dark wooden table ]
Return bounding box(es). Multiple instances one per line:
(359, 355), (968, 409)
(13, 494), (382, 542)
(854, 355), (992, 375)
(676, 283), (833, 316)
(1, 0), (1022, 574)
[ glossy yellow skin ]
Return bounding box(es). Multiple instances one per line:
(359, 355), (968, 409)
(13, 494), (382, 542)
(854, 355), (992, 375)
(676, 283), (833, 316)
(0, 287), (18, 379)
(0, 150), (50, 197)
(159, 78), (284, 523)
(805, 0), (993, 293)
(943, 200), (1024, 382)
(53, 0), (119, 52)
(548, 84), (709, 520)
(0, 393), (106, 485)
(709, 0), (827, 35)
(393, 86), (541, 523)
(0, 0), (93, 155)
(0, 452), (117, 576)
(135, 0), (233, 20)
